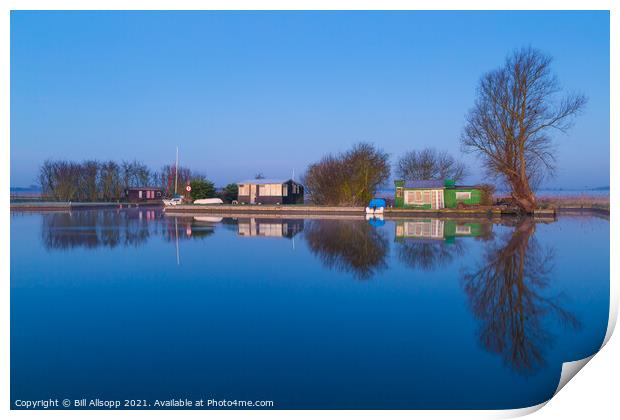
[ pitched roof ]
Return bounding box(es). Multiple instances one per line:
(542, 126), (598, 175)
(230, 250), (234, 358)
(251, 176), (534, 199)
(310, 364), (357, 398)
(237, 179), (293, 185)
(402, 180), (445, 189)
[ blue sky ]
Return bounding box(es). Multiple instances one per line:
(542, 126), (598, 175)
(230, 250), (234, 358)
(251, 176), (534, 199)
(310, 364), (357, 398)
(10, 11), (609, 188)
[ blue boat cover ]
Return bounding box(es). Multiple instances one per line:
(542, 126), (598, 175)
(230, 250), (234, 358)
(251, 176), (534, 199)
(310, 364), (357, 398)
(368, 198), (386, 208)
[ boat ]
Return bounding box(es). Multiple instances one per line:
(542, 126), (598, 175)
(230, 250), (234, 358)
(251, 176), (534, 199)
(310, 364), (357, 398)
(193, 198), (224, 205)
(366, 198), (386, 215)
(163, 196), (183, 206)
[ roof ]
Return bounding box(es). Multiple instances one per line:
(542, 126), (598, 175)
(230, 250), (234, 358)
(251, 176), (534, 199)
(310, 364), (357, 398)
(237, 179), (295, 185)
(402, 180), (445, 189)
(125, 186), (162, 190)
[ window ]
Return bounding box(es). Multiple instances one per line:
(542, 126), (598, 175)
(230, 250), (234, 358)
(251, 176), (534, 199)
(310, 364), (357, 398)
(456, 191), (472, 200)
(138, 190), (143, 198)
(405, 190), (432, 205)
(396, 188), (403, 198)
(259, 184), (283, 196)
(238, 184), (249, 196)
(282, 185), (288, 196)
(455, 225), (472, 235)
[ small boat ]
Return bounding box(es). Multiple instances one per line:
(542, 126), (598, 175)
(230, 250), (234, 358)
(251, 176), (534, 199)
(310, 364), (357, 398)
(366, 198), (386, 215)
(163, 196), (183, 206)
(193, 198), (224, 205)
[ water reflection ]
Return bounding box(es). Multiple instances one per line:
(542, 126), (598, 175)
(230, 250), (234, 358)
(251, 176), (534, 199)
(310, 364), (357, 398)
(395, 220), (492, 271)
(41, 209), (157, 250)
(236, 217), (304, 238)
(461, 218), (581, 374)
(14, 209), (607, 408)
(40, 209), (215, 250)
(304, 219), (389, 280)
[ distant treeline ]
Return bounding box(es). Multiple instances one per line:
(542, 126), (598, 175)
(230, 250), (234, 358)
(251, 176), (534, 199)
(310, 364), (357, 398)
(38, 159), (201, 201)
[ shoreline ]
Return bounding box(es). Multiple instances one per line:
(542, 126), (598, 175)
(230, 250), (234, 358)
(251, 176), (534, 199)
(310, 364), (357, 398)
(10, 202), (609, 218)
(162, 205), (563, 222)
(9, 201), (160, 211)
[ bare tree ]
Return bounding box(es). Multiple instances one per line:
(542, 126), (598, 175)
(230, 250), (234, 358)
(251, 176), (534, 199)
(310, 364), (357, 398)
(78, 160), (100, 201)
(396, 148), (467, 182)
(38, 160), (55, 199)
(461, 47), (586, 213)
(47, 160), (80, 201)
(303, 142), (390, 206)
(39, 158), (156, 201)
(99, 160), (122, 201)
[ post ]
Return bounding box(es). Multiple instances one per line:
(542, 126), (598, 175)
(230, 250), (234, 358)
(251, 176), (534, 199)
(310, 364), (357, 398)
(174, 146), (179, 195)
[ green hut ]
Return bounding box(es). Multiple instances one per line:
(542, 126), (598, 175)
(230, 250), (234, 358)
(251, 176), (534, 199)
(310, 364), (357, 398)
(394, 179), (482, 209)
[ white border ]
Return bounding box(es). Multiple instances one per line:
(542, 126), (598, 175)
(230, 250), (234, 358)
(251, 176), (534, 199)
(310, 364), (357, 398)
(2, 2), (616, 419)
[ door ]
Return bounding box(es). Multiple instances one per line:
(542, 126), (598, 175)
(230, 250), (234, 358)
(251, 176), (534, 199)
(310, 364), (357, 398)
(250, 185), (256, 204)
(431, 189), (444, 209)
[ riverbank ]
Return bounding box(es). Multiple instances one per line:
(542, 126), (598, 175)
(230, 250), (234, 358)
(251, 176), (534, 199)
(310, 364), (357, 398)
(162, 204), (558, 219)
(537, 194), (610, 214)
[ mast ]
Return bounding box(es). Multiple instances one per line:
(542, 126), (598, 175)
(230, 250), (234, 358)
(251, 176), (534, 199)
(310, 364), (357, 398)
(174, 146), (179, 195)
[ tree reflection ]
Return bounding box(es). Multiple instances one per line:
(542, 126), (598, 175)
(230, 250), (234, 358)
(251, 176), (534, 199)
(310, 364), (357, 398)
(397, 240), (466, 271)
(461, 218), (580, 374)
(41, 210), (155, 250)
(41, 209), (214, 250)
(304, 219), (389, 280)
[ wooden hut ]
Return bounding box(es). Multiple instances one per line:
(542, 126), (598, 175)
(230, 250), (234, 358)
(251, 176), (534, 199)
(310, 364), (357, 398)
(237, 179), (304, 205)
(124, 187), (163, 203)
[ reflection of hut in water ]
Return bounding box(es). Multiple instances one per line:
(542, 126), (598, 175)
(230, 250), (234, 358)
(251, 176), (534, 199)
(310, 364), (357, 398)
(163, 216), (216, 241)
(395, 219), (490, 242)
(237, 218), (304, 238)
(394, 219), (493, 271)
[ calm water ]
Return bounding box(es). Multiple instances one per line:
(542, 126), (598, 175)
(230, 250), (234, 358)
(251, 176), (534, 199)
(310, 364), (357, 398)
(10, 209), (609, 409)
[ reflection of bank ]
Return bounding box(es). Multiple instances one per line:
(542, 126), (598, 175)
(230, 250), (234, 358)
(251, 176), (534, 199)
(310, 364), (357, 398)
(395, 219), (489, 242)
(237, 218), (304, 238)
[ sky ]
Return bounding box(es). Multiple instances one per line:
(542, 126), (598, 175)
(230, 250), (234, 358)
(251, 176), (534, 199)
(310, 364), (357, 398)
(10, 11), (609, 189)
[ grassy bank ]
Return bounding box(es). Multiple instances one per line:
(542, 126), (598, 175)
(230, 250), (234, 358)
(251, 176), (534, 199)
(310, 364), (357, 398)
(536, 194), (610, 211)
